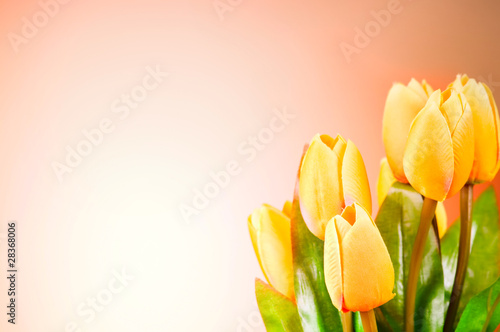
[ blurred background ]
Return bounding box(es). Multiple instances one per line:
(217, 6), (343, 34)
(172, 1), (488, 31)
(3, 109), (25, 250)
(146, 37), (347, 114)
(1, 0), (500, 331)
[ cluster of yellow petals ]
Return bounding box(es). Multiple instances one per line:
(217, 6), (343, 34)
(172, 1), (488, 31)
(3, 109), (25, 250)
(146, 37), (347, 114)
(383, 75), (500, 201)
(248, 74), (499, 315)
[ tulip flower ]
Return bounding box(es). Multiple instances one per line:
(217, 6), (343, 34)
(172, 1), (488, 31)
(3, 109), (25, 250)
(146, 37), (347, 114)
(298, 134), (372, 240)
(324, 203), (395, 313)
(450, 74), (500, 183)
(383, 79), (433, 183)
(377, 158), (448, 238)
(393, 87), (475, 332)
(403, 88), (475, 201)
(248, 203), (294, 300)
(443, 75), (500, 331)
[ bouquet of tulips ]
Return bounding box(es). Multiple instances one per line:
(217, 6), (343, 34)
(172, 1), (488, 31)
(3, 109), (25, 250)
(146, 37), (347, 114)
(248, 75), (500, 332)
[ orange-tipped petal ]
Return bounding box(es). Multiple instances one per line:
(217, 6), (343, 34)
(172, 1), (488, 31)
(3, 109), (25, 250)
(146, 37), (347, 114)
(341, 204), (357, 226)
(299, 134), (347, 239)
(377, 158), (396, 206)
(324, 217), (346, 310)
(249, 205), (294, 300)
(341, 140), (372, 214)
(446, 93), (475, 197)
(383, 80), (432, 183)
(282, 200), (293, 218)
(403, 93), (454, 201)
(341, 204), (395, 312)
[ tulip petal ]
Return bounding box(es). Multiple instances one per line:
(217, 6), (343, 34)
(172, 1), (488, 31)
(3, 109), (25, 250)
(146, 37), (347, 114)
(408, 78), (432, 100)
(324, 217), (345, 310)
(447, 95), (475, 197)
(341, 204), (357, 226)
(299, 134), (347, 239)
(458, 79), (498, 182)
(342, 140), (372, 214)
(377, 158), (396, 206)
(282, 200), (293, 218)
(336, 214), (353, 238)
(403, 99), (454, 201)
(341, 204), (395, 312)
(251, 205), (295, 300)
(248, 216), (266, 283)
(440, 89), (462, 132)
(436, 202), (448, 239)
(483, 83), (500, 180)
(382, 81), (431, 183)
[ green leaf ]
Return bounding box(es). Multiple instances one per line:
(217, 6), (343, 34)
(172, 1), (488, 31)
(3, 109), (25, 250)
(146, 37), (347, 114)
(290, 192), (342, 331)
(375, 183), (445, 332)
(456, 276), (500, 332)
(441, 186), (500, 327)
(256, 278), (304, 332)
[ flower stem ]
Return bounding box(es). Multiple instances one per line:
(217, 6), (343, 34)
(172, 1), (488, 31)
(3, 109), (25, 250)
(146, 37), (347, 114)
(431, 215), (441, 255)
(444, 184), (473, 332)
(360, 310), (377, 332)
(405, 197), (437, 332)
(340, 311), (352, 332)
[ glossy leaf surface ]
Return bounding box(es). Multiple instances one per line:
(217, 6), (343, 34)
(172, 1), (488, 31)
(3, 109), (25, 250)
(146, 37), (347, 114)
(290, 187), (342, 331)
(256, 278), (304, 332)
(441, 186), (500, 327)
(375, 183), (445, 332)
(456, 276), (500, 332)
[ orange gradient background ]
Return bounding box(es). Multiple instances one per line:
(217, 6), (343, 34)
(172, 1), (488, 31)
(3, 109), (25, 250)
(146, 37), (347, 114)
(1, 0), (500, 331)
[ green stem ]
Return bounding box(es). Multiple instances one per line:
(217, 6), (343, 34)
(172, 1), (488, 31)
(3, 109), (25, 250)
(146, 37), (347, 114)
(444, 184), (473, 331)
(340, 311), (352, 332)
(360, 310), (377, 332)
(405, 197), (438, 332)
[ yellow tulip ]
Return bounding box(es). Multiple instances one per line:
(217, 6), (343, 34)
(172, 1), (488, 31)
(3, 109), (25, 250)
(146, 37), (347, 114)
(383, 79), (434, 183)
(298, 134), (372, 240)
(377, 158), (448, 237)
(248, 202), (294, 300)
(402, 88), (474, 201)
(324, 203), (395, 312)
(450, 74), (500, 183)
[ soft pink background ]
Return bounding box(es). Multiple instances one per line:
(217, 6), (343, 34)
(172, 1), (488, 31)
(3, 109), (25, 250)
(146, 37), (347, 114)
(1, 0), (500, 331)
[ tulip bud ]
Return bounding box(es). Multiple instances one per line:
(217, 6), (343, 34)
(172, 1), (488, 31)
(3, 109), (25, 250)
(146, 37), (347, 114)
(383, 79), (434, 183)
(403, 89), (475, 201)
(377, 157), (448, 237)
(298, 134), (372, 240)
(450, 74), (500, 183)
(324, 203), (395, 312)
(248, 203), (294, 300)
